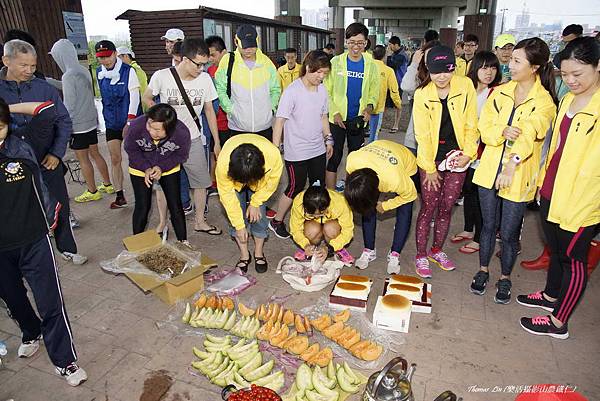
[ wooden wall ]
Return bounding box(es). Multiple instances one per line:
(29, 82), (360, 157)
(0, 0), (83, 79)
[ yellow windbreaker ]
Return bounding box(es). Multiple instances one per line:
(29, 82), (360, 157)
(373, 59), (401, 113)
(413, 74), (479, 174)
(538, 89), (600, 232)
(278, 63), (302, 91)
(290, 189), (354, 251)
(473, 78), (556, 202)
(216, 134), (283, 230)
(346, 140), (417, 212)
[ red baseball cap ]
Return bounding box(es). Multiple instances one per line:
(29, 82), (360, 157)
(95, 40), (116, 58)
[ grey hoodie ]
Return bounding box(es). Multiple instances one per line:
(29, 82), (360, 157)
(50, 39), (98, 133)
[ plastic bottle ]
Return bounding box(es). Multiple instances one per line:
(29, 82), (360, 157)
(0, 340), (7, 356)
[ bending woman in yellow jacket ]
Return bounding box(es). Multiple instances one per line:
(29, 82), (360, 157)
(216, 134), (283, 273)
(290, 186), (355, 265)
(413, 45), (479, 279)
(517, 37), (600, 339)
(470, 38), (557, 304)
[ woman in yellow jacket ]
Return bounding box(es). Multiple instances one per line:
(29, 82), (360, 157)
(517, 37), (600, 339)
(412, 45), (479, 278)
(470, 37), (557, 304)
(290, 185), (355, 265)
(216, 134), (283, 273)
(344, 140), (418, 274)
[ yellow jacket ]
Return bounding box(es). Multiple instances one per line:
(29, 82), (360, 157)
(374, 59), (401, 113)
(413, 74), (479, 174)
(473, 78), (556, 202)
(538, 89), (600, 232)
(216, 134), (283, 230)
(278, 63), (302, 91)
(455, 58), (469, 76)
(290, 189), (354, 251)
(346, 140), (417, 212)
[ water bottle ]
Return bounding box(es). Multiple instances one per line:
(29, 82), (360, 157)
(0, 340), (7, 356)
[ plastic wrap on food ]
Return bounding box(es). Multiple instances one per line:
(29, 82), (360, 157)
(99, 243), (201, 280)
(205, 267), (257, 296)
(275, 257), (343, 292)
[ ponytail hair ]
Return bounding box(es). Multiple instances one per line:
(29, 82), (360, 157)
(514, 37), (558, 104)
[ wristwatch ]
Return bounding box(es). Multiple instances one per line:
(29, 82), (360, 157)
(511, 155), (522, 165)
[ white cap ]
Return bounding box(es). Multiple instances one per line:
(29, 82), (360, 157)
(161, 28), (185, 41)
(116, 46), (135, 58)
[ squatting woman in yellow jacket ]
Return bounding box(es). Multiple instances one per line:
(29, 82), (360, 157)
(289, 186), (355, 265)
(470, 37), (557, 304)
(216, 134), (283, 273)
(344, 140), (418, 274)
(517, 37), (600, 339)
(412, 45), (479, 279)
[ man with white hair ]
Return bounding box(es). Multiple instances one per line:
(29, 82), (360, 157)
(0, 39), (87, 265)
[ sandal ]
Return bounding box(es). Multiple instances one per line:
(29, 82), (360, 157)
(194, 225), (222, 235)
(451, 233), (474, 243)
(254, 255), (268, 274)
(459, 244), (480, 254)
(235, 255), (252, 273)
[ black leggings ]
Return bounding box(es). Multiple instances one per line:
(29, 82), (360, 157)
(284, 153), (327, 198)
(130, 172), (187, 241)
(326, 122), (364, 173)
(462, 168), (482, 242)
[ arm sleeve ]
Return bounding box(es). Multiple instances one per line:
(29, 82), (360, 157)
(400, 63), (419, 94)
(161, 125), (192, 170)
(289, 195), (310, 250)
(148, 70), (162, 97)
(47, 88), (72, 159)
(413, 90), (437, 174)
(462, 85), (480, 160)
(328, 201), (355, 251)
(380, 174), (418, 211)
(60, 76), (77, 121)
(269, 64), (282, 111)
(324, 69), (340, 118)
(479, 94), (509, 146)
(215, 55), (233, 114)
(128, 69), (141, 117)
(510, 100), (556, 161)
(216, 156), (245, 230)
(367, 62), (380, 107)
(249, 151), (284, 207)
(387, 69), (402, 109)
(123, 123), (153, 172)
(275, 89), (294, 119)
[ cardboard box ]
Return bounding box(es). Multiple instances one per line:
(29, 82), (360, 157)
(372, 295), (411, 333)
(383, 279), (432, 314)
(123, 231), (217, 305)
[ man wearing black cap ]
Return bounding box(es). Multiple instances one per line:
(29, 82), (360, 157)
(95, 40), (141, 209)
(215, 24), (280, 140)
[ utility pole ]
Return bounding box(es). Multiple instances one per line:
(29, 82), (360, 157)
(500, 8), (508, 33)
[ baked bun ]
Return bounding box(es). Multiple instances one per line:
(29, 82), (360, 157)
(381, 294), (411, 310)
(390, 274), (423, 286)
(339, 274), (370, 283)
(336, 282), (367, 292)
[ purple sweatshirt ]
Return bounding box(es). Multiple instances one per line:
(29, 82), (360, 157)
(124, 116), (191, 172)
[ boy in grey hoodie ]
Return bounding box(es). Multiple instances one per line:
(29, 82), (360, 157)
(50, 39), (112, 203)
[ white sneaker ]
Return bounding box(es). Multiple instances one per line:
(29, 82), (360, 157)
(55, 362), (87, 386)
(18, 336), (41, 358)
(387, 251), (401, 274)
(355, 248), (376, 270)
(61, 252), (88, 265)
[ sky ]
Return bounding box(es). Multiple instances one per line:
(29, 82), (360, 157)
(81, 0), (599, 39)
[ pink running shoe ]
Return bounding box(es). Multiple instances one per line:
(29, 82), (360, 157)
(294, 249), (307, 261)
(335, 248), (355, 266)
(415, 257), (432, 278)
(428, 250), (456, 271)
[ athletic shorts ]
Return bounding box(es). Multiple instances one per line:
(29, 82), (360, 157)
(183, 137), (211, 189)
(69, 129), (98, 150)
(106, 128), (123, 142)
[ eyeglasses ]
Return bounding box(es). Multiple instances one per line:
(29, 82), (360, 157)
(185, 57), (207, 70)
(347, 41), (366, 47)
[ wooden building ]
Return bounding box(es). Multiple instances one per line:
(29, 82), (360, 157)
(1, 0), (85, 78)
(117, 6), (331, 76)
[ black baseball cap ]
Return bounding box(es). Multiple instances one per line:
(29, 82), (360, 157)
(426, 45), (456, 74)
(236, 24), (258, 49)
(95, 40), (116, 57)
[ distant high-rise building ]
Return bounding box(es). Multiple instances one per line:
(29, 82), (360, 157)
(515, 2), (530, 29)
(301, 7), (328, 29)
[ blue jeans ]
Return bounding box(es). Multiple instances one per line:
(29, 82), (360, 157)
(368, 113), (383, 143)
(228, 189), (269, 239)
(478, 186), (526, 276)
(362, 201), (413, 253)
(179, 168), (191, 208)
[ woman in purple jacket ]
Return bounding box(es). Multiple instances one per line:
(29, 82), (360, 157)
(124, 104), (191, 245)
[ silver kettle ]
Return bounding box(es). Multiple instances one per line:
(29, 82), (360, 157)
(362, 357), (416, 401)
